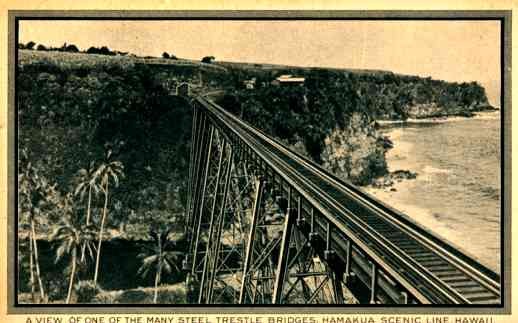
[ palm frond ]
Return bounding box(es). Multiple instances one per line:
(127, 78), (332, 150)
(163, 254), (181, 274)
(55, 244), (67, 263)
(91, 181), (101, 195)
(137, 264), (152, 278)
(162, 259), (172, 275)
(110, 171), (119, 187)
(66, 237), (74, 254)
(49, 226), (73, 241)
(93, 164), (106, 179)
(84, 241), (96, 261)
(141, 255), (159, 267)
(74, 182), (87, 197)
(139, 244), (157, 254)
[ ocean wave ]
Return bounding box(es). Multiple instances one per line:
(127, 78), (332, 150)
(377, 110), (500, 125)
(479, 186), (501, 201)
(422, 165), (450, 174)
(473, 111), (501, 120)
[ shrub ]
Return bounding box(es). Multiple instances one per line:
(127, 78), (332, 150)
(86, 46), (99, 54)
(116, 289), (148, 303)
(100, 46), (115, 56)
(74, 280), (103, 303)
(25, 41), (36, 50)
(86, 46), (115, 56)
(92, 291), (120, 304)
(65, 44), (79, 53)
(163, 52), (178, 60)
(47, 277), (69, 301)
(201, 56), (215, 63)
(156, 288), (186, 304)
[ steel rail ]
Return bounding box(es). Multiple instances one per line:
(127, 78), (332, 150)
(200, 96), (501, 296)
(195, 97), (443, 303)
(195, 96), (500, 304)
(244, 123), (501, 294)
(217, 103), (500, 297)
(209, 103), (467, 304)
(233, 105), (501, 303)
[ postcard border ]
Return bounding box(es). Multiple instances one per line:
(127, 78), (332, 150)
(7, 9), (512, 315)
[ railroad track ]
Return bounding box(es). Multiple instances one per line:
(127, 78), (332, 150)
(196, 96), (501, 305)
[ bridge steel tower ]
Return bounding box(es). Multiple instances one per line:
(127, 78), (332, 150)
(185, 102), (347, 305)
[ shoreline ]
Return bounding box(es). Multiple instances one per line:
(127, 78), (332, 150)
(375, 109), (500, 126)
(366, 113), (500, 272)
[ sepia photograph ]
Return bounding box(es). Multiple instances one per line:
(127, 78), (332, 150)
(12, 14), (507, 307)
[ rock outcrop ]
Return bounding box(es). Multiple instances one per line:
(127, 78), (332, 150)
(321, 113), (387, 186)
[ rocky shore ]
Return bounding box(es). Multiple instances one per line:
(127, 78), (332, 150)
(364, 112), (501, 271)
(368, 109), (500, 190)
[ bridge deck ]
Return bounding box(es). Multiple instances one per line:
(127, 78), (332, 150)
(195, 97), (501, 305)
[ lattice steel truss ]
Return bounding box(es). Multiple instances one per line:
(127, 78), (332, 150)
(183, 98), (502, 306)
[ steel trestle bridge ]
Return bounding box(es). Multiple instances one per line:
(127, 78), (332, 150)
(184, 96), (501, 305)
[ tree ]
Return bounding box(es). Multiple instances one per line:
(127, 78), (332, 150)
(86, 47), (100, 54)
(18, 221), (35, 301)
(85, 46), (114, 56)
(65, 44), (79, 53)
(50, 199), (97, 304)
(92, 150), (124, 287)
(162, 52), (170, 59)
(18, 153), (51, 302)
(201, 56), (215, 63)
(137, 227), (182, 303)
(36, 44), (47, 51)
(74, 162), (102, 262)
(99, 46), (114, 56)
(25, 41), (36, 50)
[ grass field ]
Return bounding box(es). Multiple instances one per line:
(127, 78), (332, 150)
(18, 49), (227, 72)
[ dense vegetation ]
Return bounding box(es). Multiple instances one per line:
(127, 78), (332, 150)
(220, 66), (493, 120)
(217, 68), (493, 184)
(17, 49), (493, 303)
(18, 50), (192, 303)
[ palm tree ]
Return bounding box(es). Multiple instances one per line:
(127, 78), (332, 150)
(74, 162), (101, 262)
(92, 150), (124, 287)
(137, 227), (182, 303)
(18, 221), (35, 301)
(18, 157), (47, 302)
(50, 207), (97, 304)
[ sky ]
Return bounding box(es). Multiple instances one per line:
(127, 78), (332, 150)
(19, 20), (501, 107)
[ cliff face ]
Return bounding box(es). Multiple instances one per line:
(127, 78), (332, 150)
(321, 113), (387, 185)
(360, 75), (495, 120)
(218, 70), (493, 185)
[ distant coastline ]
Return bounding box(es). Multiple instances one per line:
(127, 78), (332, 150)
(375, 109), (500, 126)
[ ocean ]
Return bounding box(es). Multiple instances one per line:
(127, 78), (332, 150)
(366, 111), (502, 273)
